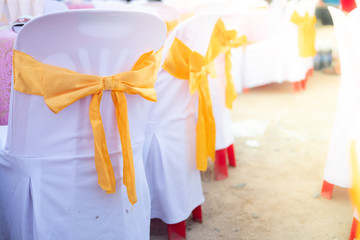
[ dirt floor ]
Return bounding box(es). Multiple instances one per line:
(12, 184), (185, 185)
(150, 26), (354, 240)
(151, 71), (353, 240)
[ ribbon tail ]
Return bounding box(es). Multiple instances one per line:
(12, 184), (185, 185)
(112, 91), (137, 205)
(89, 92), (116, 194)
(196, 93), (208, 171)
(196, 75), (216, 172)
(200, 76), (216, 162)
(225, 51), (237, 109)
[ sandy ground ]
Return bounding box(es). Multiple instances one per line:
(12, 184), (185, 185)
(150, 26), (355, 240)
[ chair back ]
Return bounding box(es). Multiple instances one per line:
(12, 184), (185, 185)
(282, 0), (317, 81)
(147, 13), (219, 124)
(43, 0), (69, 13)
(7, 10), (166, 157)
(139, 2), (180, 22)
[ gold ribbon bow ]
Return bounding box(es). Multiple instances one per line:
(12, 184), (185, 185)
(13, 49), (162, 205)
(206, 18), (248, 109)
(291, 11), (316, 58)
(163, 37), (216, 171)
(165, 19), (179, 34)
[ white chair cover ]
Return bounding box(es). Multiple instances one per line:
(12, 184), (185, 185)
(242, 0), (316, 90)
(209, 13), (247, 150)
(222, 13), (246, 93)
(282, 0), (316, 82)
(18, 0), (32, 16)
(268, 0), (289, 34)
(323, 7), (360, 188)
(0, 10), (166, 240)
(142, 13), (219, 224)
(137, 2), (180, 22)
(4, 0), (19, 24)
(43, 0), (69, 13)
(210, 57), (234, 150)
(2, 0), (46, 25)
(241, 1), (293, 90)
(32, 0), (46, 16)
(92, 0), (130, 9)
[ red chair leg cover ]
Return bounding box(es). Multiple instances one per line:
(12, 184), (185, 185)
(321, 180), (334, 200)
(292, 81), (301, 92)
(243, 88), (249, 93)
(301, 79), (307, 90)
(192, 205), (202, 223)
(214, 149), (228, 181)
(307, 68), (313, 77)
(168, 221), (186, 240)
(349, 217), (358, 240)
(227, 144), (236, 167)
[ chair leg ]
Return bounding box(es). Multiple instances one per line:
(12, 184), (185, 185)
(168, 221), (186, 240)
(320, 180), (334, 200)
(227, 144), (236, 167)
(192, 205), (202, 223)
(292, 81), (302, 92)
(308, 68), (314, 77)
(300, 78), (307, 90)
(214, 149), (228, 181)
(349, 217), (358, 240)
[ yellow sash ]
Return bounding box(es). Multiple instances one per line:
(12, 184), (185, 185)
(13, 49), (162, 205)
(165, 19), (178, 34)
(290, 11), (316, 58)
(350, 140), (360, 239)
(206, 19), (248, 109)
(162, 38), (216, 171)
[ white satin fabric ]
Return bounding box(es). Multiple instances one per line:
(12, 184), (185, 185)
(242, 0), (316, 90)
(143, 14), (219, 224)
(323, 7), (360, 188)
(2, 0), (45, 24)
(210, 54), (234, 150)
(0, 10), (166, 240)
(43, 0), (68, 13)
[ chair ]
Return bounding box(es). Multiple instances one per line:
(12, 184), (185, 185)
(241, 0), (294, 91)
(321, 6), (360, 200)
(138, 2), (181, 33)
(0, 9), (166, 240)
(92, 0), (130, 9)
(43, 0), (69, 13)
(142, 13), (220, 239)
(282, 0), (317, 91)
(242, 0), (317, 92)
(33, 0), (46, 15)
(2, 0), (46, 25)
(207, 15), (248, 180)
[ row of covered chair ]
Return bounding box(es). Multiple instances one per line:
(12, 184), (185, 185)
(0, 1), (319, 240)
(88, 0), (318, 93)
(0, 7), (245, 240)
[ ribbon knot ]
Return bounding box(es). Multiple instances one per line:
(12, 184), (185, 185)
(206, 18), (248, 109)
(102, 76), (114, 90)
(13, 49), (162, 205)
(189, 51), (216, 95)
